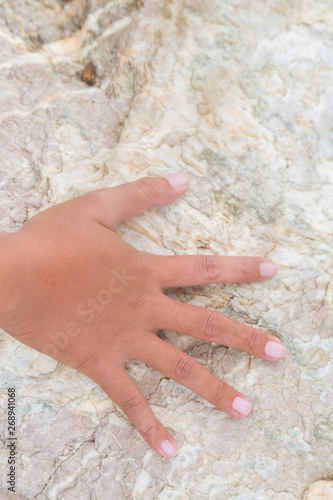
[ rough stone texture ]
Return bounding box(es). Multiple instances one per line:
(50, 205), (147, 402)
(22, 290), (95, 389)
(303, 480), (333, 500)
(0, 0), (332, 498)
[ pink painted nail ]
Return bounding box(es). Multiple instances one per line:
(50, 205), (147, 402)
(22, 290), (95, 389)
(259, 261), (277, 277)
(160, 440), (177, 458)
(232, 396), (252, 416)
(165, 172), (190, 189)
(265, 341), (285, 359)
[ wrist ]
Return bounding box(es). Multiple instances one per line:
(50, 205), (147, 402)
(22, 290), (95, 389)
(0, 232), (26, 330)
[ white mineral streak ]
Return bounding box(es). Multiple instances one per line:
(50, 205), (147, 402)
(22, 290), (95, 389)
(0, 0), (332, 498)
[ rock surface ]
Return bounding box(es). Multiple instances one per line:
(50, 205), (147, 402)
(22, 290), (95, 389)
(0, 0), (332, 498)
(303, 480), (333, 500)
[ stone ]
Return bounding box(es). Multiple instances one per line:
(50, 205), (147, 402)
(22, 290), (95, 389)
(0, 0), (332, 498)
(303, 480), (333, 500)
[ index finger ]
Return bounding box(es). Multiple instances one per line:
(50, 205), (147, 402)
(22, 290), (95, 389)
(155, 255), (277, 288)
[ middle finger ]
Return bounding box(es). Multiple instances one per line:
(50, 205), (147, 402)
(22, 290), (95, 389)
(157, 296), (285, 362)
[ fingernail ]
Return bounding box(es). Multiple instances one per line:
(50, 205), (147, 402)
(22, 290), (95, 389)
(265, 340), (285, 359)
(160, 439), (177, 458)
(232, 396), (252, 416)
(259, 261), (277, 277)
(165, 172), (190, 189)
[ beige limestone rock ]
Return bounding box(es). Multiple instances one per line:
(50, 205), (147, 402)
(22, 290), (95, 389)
(303, 480), (333, 500)
(0, 0), (332, 498)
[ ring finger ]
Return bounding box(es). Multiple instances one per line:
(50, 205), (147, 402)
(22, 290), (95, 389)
(137, 333), (253, 419)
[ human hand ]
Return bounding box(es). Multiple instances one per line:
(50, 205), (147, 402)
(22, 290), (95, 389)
(0, 172), (285, 458)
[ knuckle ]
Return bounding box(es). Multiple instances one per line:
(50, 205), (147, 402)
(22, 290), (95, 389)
(140, 418), (160, 439)
(245, 328), (258, 351)
(204, 311), (220, 339)
(75, 349), (102, 375)
(240, 263), (251, 281)
(201, 255), (220, 282)
(85, 189), (108, 209)
(132, 251), (156, 278)
(126, 291), (151, 312)
(136, 177), (162, 199)
(174, 353), (196, 381)
(82, 189), (112, 223)
(122, 395), (146, 415)
(213, 382), (227, 407)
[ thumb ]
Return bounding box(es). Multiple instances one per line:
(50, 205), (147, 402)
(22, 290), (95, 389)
(90, 172), (190, 228)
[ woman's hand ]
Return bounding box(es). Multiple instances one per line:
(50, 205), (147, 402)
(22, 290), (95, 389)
(0, 173), (285, 458)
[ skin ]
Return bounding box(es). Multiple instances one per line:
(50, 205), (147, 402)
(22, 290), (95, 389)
(0, 173), (285, 458)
